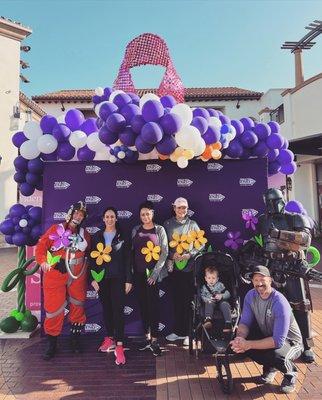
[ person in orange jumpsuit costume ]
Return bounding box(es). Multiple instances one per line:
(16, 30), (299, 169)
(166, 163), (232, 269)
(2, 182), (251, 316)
(35, 201), (90, 360)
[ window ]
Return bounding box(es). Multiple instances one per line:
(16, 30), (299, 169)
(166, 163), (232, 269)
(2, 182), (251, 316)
(270, 104), (284, 124)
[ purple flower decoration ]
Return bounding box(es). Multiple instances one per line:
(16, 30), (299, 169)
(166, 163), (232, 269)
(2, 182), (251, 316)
(242, 210), (258, 231)
(224, 231), (243, 250)
(49, 224), (72, 250)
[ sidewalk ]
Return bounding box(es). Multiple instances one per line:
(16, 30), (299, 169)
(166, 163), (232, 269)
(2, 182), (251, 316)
(1, 246), (322, 400)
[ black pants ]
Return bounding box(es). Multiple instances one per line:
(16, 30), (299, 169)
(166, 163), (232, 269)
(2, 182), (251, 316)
(170, 269), (194, 336)
(134, 272), (160, 338)
(98, 277), (125, 342)
(204, 300), (232, 323)
(245, 326), (303, 377)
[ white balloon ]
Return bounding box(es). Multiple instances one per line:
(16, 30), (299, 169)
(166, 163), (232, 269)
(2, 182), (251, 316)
(95, 87), (104, 96)
(37, 134), (58, 154)
(228, 125), (236, 141)
(56, 114), (66, 124)
(94, 150), (110, 161)
(109, 155), (117, 163)
(23, 121), (43, 140)
(175, 126), (201, 149)
(87, 132), (105, 152)
(209, 116), (222, 129)
(177, 156), (188, 169)
(69, 130), (87, 149)
(193, 138), (206, 156)
(139, 93), (160, 109)
(109, 90), (125, 103)
(20, 140), (40, 159)
(118, 151), (126, 159)
(19, 219), (28, 228)
(171, 103), (193, 126)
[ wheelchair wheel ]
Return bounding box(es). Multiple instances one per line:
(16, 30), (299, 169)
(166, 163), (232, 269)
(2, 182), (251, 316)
(215, 354), (233, 394)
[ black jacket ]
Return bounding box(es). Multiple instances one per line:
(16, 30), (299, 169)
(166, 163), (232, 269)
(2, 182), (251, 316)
(89, 229), (132, 283)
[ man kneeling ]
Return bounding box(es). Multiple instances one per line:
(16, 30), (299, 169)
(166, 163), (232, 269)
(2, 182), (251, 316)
(230, 266), (303, 394)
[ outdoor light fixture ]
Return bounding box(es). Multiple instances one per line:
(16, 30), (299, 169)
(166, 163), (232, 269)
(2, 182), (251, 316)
(61, 101), (65, 112)
(236, 100), (241, 109)
(20, 45), (31, 52)
(20, 74), (30, 83)
(20, 60), (29, 69)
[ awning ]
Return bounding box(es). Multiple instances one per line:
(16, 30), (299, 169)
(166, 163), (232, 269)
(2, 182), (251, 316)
(288, 133), (322, 156)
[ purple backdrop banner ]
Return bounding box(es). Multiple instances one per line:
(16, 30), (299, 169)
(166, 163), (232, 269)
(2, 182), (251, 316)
(42, 158), (268, 336)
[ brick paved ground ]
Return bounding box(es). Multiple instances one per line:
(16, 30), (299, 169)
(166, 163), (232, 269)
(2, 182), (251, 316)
(1, 244), (322, 400)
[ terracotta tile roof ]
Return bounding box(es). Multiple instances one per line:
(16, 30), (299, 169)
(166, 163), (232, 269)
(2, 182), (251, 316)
(32, 87), (263, 103)
(19, 91), (46, 117)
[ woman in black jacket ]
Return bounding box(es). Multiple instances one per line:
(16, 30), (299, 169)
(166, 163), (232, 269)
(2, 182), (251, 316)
(89, 206), (132, 365)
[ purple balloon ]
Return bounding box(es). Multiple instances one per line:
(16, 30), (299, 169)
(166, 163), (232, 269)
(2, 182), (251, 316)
(57, 142), (76, 160)
(280, 161), (297, 175)
(193, 107), (210, 122)
(127, 92), (140, 105)
(240, 130), (258, 148)
(12, 131), (27, 148)
(119, 127), (137, 147)
(277, 149), (294, 165)
(14, 156), (29, 172)
(135, 135), (154, 154)
(207, 108), (219, 118)
(104, 87), (113, 97)
(113, 93), (132, 109)
(14, 171), (26, 184)
(124, 149), (139, 164)
(141, 122), (163, 144)
(281, 137), (289, 149)
(219, 115), (231, 125)
(240, 117), (255, 130)
(20, 182), (34, 197)
(31, 225), (42, 240)
(28, 206), (42, 222)
(77, 146), (95, 161)
(79, 118), (98, 135)
(92, 95), (101, 105)
(230, 120), (244, 136)
(268, 161), (281, 175)
(267, 121), (280, 134)
(142, 100), (164, 123)
(121, 104), (141, 124)
(240, 148), (252, 159)
(225, 139), (243, 158)
(98, 125), (118, 145)
(9, 204), (26, 218)
(131, 115), (146, 134)
(41, 151), (58, 161)
(191, 116), (208, 135)
(25, 172), (40, 186)
(35, 180), (43, 191)
(96, 118), (104, 129)
(65, 109), (85, 131)
(52, 124), (71, 142)
(252, 141), (269, 158)
(106, 113), (126, 133)
(203, 126), (221, 144)
(0, 219), (15, 235)
(99, 102), (118, 121)
(267, 148), (279, 162)
(266, 132), (284, 149)
(160, 95), (177, 108)
(28, 158), (44, 174)
(285, 200), (305, 214)
(254, 123), (271, 139)
(156, 136), (177, 155)
(220, 124), (230, 134)
(12, 232), (27, 246)
(159, 113), (182, 135)
(5, 235), (14, 244)
(40, 115), (57, 133)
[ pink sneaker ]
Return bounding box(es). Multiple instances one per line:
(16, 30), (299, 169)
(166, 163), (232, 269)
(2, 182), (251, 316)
(98, 337), (115, 352)
(114, 345), (126, 365)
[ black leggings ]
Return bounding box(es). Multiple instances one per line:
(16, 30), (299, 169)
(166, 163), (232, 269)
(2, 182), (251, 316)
(98, 278), (125, 342)
(204, 300), (232, 323)
(135, 272), (160, 338)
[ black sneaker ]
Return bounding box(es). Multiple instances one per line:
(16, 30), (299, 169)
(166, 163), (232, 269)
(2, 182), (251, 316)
(138, 340), (151, 351)
(260, 367), (277, 384)
(150, 341), (162, 356)
(281, 374), (297, 393)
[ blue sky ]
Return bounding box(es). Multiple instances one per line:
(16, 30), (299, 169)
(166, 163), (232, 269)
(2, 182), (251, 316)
(3, 0), (322, 97)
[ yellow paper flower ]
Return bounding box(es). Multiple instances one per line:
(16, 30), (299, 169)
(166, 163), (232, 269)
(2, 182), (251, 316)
(141, 240), (161, 263)
(90, 242), (112, 266)
(189, 230), (208, 249)
(169, 232), (191, 254)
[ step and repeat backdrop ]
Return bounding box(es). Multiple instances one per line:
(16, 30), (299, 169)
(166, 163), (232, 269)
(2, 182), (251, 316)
(38, 158), (267, 336)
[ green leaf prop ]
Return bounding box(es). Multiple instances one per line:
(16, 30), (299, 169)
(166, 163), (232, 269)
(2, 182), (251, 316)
(207, 245), (213, 253)
(46, 251), (61, 266)
(175, 259), (188, 271)
(254, 234), (263, 247)
(91, 269), (105, 283)
(146, 268), (152, 278)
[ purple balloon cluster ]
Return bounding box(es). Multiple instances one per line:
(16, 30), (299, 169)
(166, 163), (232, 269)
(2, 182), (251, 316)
(224, 119), (295, 176)
(0, 204), (42, 246)
(109, 145), (139, 164)
(13, 156), (44, 197)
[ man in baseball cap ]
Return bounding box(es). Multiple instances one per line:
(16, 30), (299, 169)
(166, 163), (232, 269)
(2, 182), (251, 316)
(249, 265), (271, 278)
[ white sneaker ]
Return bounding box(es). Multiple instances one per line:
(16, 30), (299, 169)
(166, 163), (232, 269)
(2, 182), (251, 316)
(166, 333), (186, 341)
(183, 336), (189, 347)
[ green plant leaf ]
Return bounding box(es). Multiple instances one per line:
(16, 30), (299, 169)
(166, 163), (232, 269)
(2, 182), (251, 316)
(207, 245), (213, 253)
(47, 251), (61, 266)
(91, 269), (105, 283)
(146, 268), (152, 278)
(254, 234), (263, 247)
